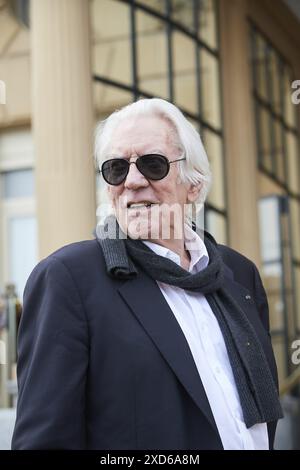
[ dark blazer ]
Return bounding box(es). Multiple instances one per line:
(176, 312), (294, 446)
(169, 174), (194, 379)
(11, 236), (279, 450)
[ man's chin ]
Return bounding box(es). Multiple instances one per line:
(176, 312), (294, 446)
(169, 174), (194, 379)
(127, 225), (159, 241)
(118, 212), (179, 241)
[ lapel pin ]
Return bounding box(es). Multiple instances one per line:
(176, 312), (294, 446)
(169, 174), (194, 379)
(245, 294), (251, 300)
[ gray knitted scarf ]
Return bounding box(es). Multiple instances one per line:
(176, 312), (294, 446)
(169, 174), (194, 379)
(96, 215), (283, 428)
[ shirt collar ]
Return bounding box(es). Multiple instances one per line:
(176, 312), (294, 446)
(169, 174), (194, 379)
(142, 224), (209, 273)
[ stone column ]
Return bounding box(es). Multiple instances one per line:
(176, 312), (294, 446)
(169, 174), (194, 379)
(31, 0), (96, 258)
(219, 0), (261, 266)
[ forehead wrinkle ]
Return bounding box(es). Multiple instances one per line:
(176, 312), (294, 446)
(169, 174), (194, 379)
(108, 143), (169, 158)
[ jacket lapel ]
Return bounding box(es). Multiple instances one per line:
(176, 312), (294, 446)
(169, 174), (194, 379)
(118, 270), (220, 438)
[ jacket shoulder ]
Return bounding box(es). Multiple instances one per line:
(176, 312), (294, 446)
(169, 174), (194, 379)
(28, 239), (104, 284)
(218, 244), (256, 271)
(203, 230), (256, 274)
(46, 239), (101, 264)
(217, 244), (260, 293)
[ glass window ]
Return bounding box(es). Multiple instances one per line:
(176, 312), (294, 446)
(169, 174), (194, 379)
(92, 0), (130, 43)
(187, 117), (201, 133)
(252, 29), (300, 190)
(262, 263), (284, 331)
(282, 242), (293, 292)
(272, 336), (287, 384)
(173, 32), (197, 113)
(283, 66), (297, 129)
(206, 210), (227, 245)
(286, 132), (299, 194)
(200, 48), (221, 129)
(250, 28), (300, 210)
(198, 0), (217, 50)
(290, 199), (300, 261)
(258, 197), (281, 263)
(136, 11), (168, 98)
(273, 119), (285, 182)
(8, 216), (37, 300)
(92, 0), (132, 86)
(255, 34), (268, 101)
(255, 36), (300, 379)
(1, 169), (34, 199)
(137, 0), (165, 14)
(269, 50), (281, 116)
(171, 0), (194, 32)
(94, 82), (133, 116)
(286, 293), (296, 339)
(0, 129), (34, 167)
(203, 130), (225, 210)
(258, 107), (272, 172)
(294, 267), (300, 331)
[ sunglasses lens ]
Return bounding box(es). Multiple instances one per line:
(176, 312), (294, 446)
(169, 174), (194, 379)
(102, 159), (128, 185)
(137, 154), (169, 180)
(101, 154), (170, 185)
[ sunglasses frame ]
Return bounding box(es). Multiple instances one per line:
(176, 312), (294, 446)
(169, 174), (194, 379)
(99, 154), (186, 186)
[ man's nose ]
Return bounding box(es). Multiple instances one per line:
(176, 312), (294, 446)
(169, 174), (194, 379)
(124, 160), (149, 190)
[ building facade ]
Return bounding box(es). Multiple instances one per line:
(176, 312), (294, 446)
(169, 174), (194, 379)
(0, 0), (300, 442)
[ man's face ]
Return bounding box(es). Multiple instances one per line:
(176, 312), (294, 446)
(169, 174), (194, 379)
(106, 115), (198, 240)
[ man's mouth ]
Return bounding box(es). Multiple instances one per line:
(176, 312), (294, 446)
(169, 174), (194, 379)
(127, 202), (159, 209)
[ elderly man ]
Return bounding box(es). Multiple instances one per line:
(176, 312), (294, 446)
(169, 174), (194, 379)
(12, 98), (282, 450)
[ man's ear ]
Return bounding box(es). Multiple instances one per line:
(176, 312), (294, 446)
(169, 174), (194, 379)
(187, 183), (201, 203)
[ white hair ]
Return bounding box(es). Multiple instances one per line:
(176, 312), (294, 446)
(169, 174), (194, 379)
(94, 98), (212, 205)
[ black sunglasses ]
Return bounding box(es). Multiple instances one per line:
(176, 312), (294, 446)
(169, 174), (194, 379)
(99, 154), (186, 186)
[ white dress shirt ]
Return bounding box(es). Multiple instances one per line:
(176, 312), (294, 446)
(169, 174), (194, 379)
(143, 226), (269, 450)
